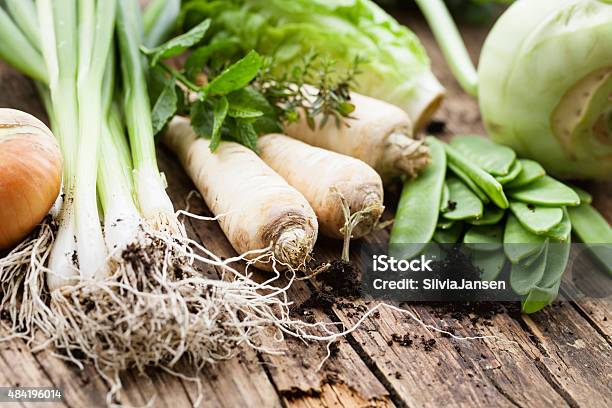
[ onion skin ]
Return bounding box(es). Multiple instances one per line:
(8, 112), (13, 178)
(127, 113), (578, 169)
(0, 109), (62, 250)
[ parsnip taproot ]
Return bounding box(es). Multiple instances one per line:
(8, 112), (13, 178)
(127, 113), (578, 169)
(258, 134), (384, 239)
(285, 92), (430, 182)
(163, 117), (318, 270)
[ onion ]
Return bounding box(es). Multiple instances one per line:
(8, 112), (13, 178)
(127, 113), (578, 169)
(0, 108), (62, 250)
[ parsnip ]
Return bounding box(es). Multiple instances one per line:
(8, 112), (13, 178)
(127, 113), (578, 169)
(285, 92), (430, 182)
(258, 134), (384, 240)
(163, 117), (318, 271)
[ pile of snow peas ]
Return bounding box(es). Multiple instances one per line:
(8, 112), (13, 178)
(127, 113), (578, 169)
(390, 135), (612, 313)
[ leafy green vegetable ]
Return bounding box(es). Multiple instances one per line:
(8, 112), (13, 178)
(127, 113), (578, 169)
(179, 0), (444, 129)
(145, 26), (359, 151)
(142, 19), (211, 66)
(206, 51), (262, 96)
(151, 79), (178, 134)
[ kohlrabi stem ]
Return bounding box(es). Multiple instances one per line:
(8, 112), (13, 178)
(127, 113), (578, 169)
(414, 0), (479, 97)
(0, 6), (46, 83)
(4, 0), (40, 52)
(117, 0), (176, 227)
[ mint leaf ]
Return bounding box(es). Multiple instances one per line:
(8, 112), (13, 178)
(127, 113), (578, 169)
(191, 99), (214, 139)
(228, 106), (263, 119)
(209, 96), (228, 151)
(206, 50), (263, 96)
(151, 79), (178, 134)
(235, 120), (258, 151)
(227, 87), (274, 114)
(185, 38), (242, 79)
(144, 19), (211, 66)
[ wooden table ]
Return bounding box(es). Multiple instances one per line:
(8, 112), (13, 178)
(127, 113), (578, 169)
(0, 13), (610, 408)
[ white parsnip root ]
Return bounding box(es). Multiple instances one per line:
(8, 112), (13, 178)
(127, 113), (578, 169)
(163, 117), (318, 271)
(258, 134), (384, 239)
(286, 92), (430, 182)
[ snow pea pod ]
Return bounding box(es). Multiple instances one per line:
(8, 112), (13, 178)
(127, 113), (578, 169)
(521, 283), (560, 314)
(545, 208), (572, 242)
(507, 176), (580, 207)
(440, 182), (450, 212)
(505, 159), (545, 189)
(445, 144), (509, 209)
(521, 242), (570, 313)
(510, 244), (548, 296)
(437, 218), (455, 230)
(568, 204), (612, 276)
(448, 162), (490, 204)
(495, 160), (522, 185)
(509, 201), (563, 235)
(450, 135), (516, 176)
(569, 185), (593, 205)
(433, 222), (464, 244)
(471, 249), (507, 282)
(390, 137), (446, 258)
(464, 224), (503, 251)
(504, 214), (548, 263)
(469, 206), (505, 226)
(443, 177), (484, 220)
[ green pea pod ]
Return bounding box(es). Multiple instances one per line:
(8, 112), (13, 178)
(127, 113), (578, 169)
(538, 242), (571, 288)
(545, 208), (572, 242)
(505, 159), (546, 189)
(510, 244), (548, 296)
(508, 176), (580, 207)
(509, 201), (563, 235)
(470, 249), (507, 282)
(495, 160), (522, 185)
(521, 282), (560, 314)
(445, 144), (509, 209)
(568, 204), (612, 276)
(440, 181), (450, 212)
(433, 222), (464, 244)
(443, 177), (484, 220)
(450, 135), (516, 176)
(390, 137), (446, 259)
(469, 206), (505, 226)
(464, 224), (503, 251)
(448, 162), (490, 204)
(522, 242), (570, 313)
(568, 185), (593, 205)
(504, 214), (548, 264)
(437, 218), (455, 230)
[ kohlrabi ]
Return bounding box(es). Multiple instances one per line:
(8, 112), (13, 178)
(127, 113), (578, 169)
(417, 0), (612, 180)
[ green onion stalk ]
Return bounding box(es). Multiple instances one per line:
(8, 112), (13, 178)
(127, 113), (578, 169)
(116, 0), (182, 235)
(416, 0), (612, 180)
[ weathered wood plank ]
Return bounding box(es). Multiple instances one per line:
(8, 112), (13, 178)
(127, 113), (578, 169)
(522, 303), (612, 408)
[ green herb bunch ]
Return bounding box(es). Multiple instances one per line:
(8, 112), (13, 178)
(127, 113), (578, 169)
(143, 19), (360, 152)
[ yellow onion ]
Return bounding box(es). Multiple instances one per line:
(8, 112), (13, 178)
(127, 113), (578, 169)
(0, 108), (62, 249)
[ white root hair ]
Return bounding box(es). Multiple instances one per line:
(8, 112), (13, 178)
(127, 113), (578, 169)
(1, 209), (513, 407)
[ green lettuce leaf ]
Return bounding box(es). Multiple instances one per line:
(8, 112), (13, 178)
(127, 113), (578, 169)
(180, 0), (444, 128)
